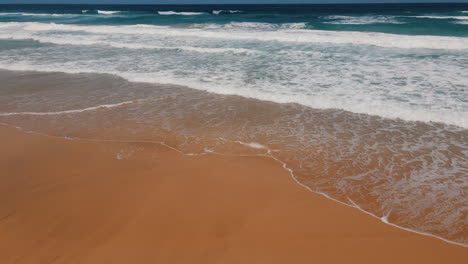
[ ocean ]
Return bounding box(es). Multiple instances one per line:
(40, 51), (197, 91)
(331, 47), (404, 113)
(0, 3), (467, 245)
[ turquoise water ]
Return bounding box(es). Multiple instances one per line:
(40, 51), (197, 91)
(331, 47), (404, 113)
(0, 4), (467, 127)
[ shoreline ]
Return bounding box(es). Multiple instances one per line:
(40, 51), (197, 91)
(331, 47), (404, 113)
(1, 67), (466, 129)
(5, 122), (468, 249)
(0, 125), (467, 263)
(0, 69), (467, 246)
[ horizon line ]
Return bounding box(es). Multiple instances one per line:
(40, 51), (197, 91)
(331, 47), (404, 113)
(1, 2), (467, 4)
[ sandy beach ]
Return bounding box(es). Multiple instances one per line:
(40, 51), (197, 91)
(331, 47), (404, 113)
(1, 2), (468, 263)
(0, 125), (466, 264)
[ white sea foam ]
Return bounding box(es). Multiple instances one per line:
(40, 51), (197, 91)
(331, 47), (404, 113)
(236, 141), (267, 149)
(224, 22), (307, 30)
(212, 10), (243, 15)
(117, 73), (468, 129)
(324, 15), (403, 25)
(0, 57), (466, 129)
(0, 32), (258, 54)
(97, 10), (121, 15)
(157, 11), (206, 15)
(0, 12), (69, 17)
(407, 15), (468, 20)
(203, 147), (214, 153)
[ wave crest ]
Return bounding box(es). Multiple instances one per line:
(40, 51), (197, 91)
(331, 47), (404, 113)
(97, 10), (122, 15)
(212, 10), (243, 15)
(157, 11), (206, 16)
(407, 15), (468, 20)
(324, 15), (404, 25)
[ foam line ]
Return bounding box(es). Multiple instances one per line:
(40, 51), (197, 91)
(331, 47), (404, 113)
(212, 10), (243, 15)
(0, 12), (70, 17)
(157, 11), (206, 16)
(233, 140), (267, 149)
(0, 34), (258, 54)
(0, 100), (139, 116)
(324, 15), (403, 25)
(265, 149), (468, 248)
(344, 196), (468, 247)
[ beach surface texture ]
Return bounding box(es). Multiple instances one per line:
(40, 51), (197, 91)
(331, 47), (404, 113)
(0, 125), (467, 264)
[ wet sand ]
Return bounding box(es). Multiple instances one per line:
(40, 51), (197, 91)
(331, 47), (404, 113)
(1, 70), (467, 244)
(0, 125), (466, 264)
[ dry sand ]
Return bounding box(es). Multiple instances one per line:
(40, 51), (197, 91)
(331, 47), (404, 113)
(0, 125), (466, 264)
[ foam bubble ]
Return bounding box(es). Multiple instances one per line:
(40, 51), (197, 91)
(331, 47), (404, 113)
(241, 142), (267, 149)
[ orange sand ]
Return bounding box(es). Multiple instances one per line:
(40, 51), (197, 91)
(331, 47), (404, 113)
(0, 125), (466, 264)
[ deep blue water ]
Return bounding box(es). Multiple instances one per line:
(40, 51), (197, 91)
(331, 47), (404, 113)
(1, 3), (468, 36)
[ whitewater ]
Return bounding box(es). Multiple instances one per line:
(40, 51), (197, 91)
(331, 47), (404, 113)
(0, 19), (466, 127)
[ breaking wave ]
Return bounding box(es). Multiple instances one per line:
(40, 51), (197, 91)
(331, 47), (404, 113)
(157, 11), (206, 16)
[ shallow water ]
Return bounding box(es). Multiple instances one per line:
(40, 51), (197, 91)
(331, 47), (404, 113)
(0, 71), (466, 245)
